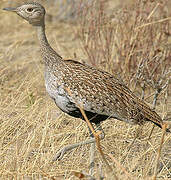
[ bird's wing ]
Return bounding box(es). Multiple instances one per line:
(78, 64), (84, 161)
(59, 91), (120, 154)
(54, 60), (163, 126)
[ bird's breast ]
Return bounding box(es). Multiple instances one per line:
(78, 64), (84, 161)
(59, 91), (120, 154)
(44, 69), (77, 114)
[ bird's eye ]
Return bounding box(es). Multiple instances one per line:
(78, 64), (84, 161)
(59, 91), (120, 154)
(27, 8), (33, 12)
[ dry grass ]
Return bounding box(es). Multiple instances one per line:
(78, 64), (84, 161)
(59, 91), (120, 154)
(0, 0), (171, 179)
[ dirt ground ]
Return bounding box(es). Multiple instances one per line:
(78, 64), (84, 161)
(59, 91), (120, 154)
(0, 0), (170, 179)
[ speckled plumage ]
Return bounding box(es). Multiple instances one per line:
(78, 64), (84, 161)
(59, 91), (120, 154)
(4, 2), (165, 130)
(44, 55), (163, 127)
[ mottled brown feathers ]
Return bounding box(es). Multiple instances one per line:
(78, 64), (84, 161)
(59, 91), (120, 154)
(5, 2), (166, 131)
(50, 59), (164, 128)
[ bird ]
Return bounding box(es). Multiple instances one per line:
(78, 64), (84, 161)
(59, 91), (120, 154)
(3, 1), (170, 173)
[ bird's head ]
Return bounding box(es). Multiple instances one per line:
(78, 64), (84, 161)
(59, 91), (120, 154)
(3, 2), (46, 26)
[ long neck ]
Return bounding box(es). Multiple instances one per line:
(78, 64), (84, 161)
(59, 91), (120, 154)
(36, 23), (62, 66)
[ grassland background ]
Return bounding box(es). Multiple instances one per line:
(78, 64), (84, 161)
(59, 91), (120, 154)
(0, 0), (171, 179)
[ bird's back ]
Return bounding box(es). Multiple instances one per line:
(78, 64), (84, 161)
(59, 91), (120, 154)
(45, 59), (163, 128)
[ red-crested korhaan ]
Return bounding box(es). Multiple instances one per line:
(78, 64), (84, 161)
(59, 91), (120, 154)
(3, 2), (170, 166)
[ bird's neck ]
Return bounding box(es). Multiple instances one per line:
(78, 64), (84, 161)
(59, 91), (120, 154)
(36, 24), (62, 66)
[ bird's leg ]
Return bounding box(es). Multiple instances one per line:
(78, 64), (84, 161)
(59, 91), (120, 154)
(53, 122), (105, 162)
(89, 142), (95, 176)
(88, 122), (105, 177)
(88, 126), (96, 177)
(53, 137), (96, 161)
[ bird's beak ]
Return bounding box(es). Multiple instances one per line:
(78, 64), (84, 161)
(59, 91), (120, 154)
(3, 7), (17, 12)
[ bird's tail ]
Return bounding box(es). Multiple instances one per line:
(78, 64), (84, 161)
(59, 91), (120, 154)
(147, 119), (171, 133)
(138, 100), (170, 133)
